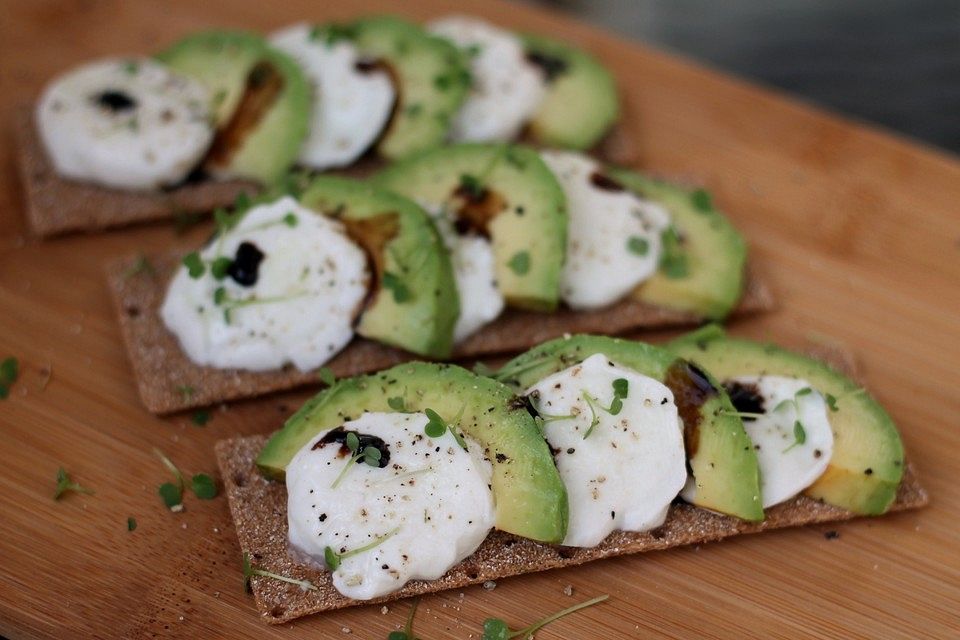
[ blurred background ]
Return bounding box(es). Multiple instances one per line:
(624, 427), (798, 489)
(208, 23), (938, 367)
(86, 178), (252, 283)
(521, 0), (960, 153)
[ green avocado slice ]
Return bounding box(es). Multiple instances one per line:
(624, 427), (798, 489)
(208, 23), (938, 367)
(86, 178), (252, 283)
(521, 34), (619, 150)
(493, 334), (764, 522)
(256, 362), (568, 543)
(374, 143), (567, 311)
(349, 16), (470, 159)
(157, 30), (310, 184)
(296, 175), (459, 358)
(667, 325), (905, 515)
(606, 168), (747, 320)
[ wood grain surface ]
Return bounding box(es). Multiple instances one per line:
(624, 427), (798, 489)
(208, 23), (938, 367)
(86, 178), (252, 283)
(0, 1), (957, 639)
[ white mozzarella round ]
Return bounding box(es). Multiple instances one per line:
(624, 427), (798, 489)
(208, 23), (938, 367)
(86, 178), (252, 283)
(286, 411), (495, 600)
(160, 196), (369, 372)
(525, 353), (687, 547)
(270, 23), (395, 169)
(429, 16), (546, 142)
(424, 205), (505, 342)
(36, 57), (214, 190)
(540, 151), (672, 309)
(710, 376), (834, 509)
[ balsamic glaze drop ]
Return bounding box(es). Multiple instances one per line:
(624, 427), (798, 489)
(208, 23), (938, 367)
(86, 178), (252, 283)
(525, 50), (569, 82)
(589, 171), (626, 192)
(93, 90), (137, 112)
(227, 241), (265, 287)
(723, 381), (766, 421)
(313, 426), (391, 468)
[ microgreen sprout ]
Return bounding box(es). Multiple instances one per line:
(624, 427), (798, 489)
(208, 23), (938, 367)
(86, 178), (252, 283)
(581, 378), (629, 439)
(191, 473), (218, 500)
(123, 254), (156, 279)
(626, 236), (649, 256)
(191, 410), (210, 426)
(772, 387), (814, 452)
(480, 593), (609, 640)
(382, 272), (413, 303)
(423, 407), (468, 450)
(54, 467), (94, 500)
(318, 367), (336, 387)
(659, 225), (689, 279)
(242, 552), (317, 593)
(210, 256), (232, 280)
(387, 396), (407, 411)
(507, 251), (530, 276)
(472, 362), (496, 377)
(459, 173), (484, 199)
(182, 252), (205, 279)
(127, 517), (137, 532)
(0, 356), (18, 399)
(387, 598), (421, 640)
(323, 527), (401, 571)
(691, 188), (713, 212)
(783, 420), (807, 453)
(154, 448), (185, 511)
(214, 290), (302, 324)
(331, 432), (384, 489)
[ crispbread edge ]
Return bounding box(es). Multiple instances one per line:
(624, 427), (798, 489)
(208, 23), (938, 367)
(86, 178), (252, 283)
(215, 436), (927, 624)
(107, 252), (774, 414)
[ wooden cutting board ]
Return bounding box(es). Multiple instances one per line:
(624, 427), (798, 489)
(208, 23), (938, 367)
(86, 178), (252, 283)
(0, 1), (957, 638)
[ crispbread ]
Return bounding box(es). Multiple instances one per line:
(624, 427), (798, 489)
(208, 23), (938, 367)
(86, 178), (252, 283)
(215, 437), (927, 624)
(107, 252), (774, 413)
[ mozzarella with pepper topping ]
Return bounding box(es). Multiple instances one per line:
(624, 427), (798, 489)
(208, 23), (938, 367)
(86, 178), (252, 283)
(540, 151), (671, 309)
(271, 23), (395, 169)
(525, 353), (687, 547)
(160, 196), (368, 372)
(37, 57), (214, 190)
(286, 411), (495, 600)
(429, 16), (546, 142)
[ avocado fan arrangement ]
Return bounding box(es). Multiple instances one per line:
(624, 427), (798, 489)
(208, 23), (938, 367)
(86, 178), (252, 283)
(18, 10), (927, 629)
(217, 326), (921, 622)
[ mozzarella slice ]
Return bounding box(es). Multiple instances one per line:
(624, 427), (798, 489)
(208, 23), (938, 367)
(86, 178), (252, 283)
(160, 196), (368, 372)
(36, 57), (214, 190)
(540, 151), (671, 309)
(525, 353), (687, 547)
(429, 16), (546, 142)
(270, 23), (395, 169)
(424, 204), (505, 342)
(286, 411), (495, 600)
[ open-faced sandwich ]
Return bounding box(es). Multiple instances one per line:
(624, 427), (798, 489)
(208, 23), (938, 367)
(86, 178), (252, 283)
(108, 149), (773, 413)
(215, 326), (926, 623)
(17, 15), (625, 236)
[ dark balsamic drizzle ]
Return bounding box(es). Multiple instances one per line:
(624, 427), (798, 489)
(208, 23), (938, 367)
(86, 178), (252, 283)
(227, 241), (265, 287)
(589, 172), (626, 192)
(313, 426), (391, 468)
(723, 381), (766, 421)
(93, 90), (137, 112)
(525, 50), (569, 82)
(663, 360), (719, 458)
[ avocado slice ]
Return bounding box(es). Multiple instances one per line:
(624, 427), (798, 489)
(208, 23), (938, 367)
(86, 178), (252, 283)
(374, 143), (567, 311)
(256, 362), (568, 543)
(493, 334), (764, 521)
(295, 175), (459, 358)
(349, 16), (470, 159)
(521, 34), (619, 150)
(157, 30), (310, 183)
(606, 169), (747, 320)
(668, 325), (905, 515)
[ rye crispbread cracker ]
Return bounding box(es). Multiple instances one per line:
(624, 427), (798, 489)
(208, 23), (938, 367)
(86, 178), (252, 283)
(215, 435), (927, 624)
(14, 107), (259, 237)
(107, 252), (774, 414)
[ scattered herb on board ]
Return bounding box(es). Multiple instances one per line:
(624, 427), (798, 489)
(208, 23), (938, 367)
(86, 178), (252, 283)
(54, 467), (94, 500)
(127, 517), (137, 532)
(507, 251), (530, 276)
(0, 357), (19, 399)
(242, 552), (317, 593)
(480, 594), (609, 640)
(155, 448), (185, 511)
(323, 527), (400, 571)
(191, 410), (211, 426)
(123, 254), (156, 279)
(387, 598), (421, 640)
(191, 473), (218, 500)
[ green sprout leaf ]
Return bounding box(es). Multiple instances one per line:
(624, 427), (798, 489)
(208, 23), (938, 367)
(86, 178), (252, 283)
(691, 188), (713, 212)
(283, 212), (299, 227)
(825, 393), (839, 412)
(127, 516), (137, 532)
(458, 173), (484, 198)
(659, 226), (689, 279)
(794, 420), (807, 444)
(54, 467), (94, 500)
(318, 367), (336, 387)
(323, 527), (400, 571)
(158, 482), (183, 510)
(480, 594), (609, 640)
(191, 410), (211, 426)
(0, 356), (19, 399)
(387, 396), (406, 411)
(182, 252), (205, 279)
(242, 552), (317, 593)
(346, 431), (360, 454)
(626, 236), (649, 256)
(387, 597), (421, 639)
(210, 256), (232, 280)
(191, 473), (218, 500)
(382, 272), (413, 304)
(424, 408), (448, 438)
(507, 251), (530, 276)
(472, 362), (496, 377)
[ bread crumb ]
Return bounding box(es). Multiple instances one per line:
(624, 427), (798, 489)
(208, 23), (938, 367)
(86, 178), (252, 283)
(380, 606), (389, 615)
(563, 584), (574, 597)
(341, 626), (351, 634)
(482, 580), (496, 590)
